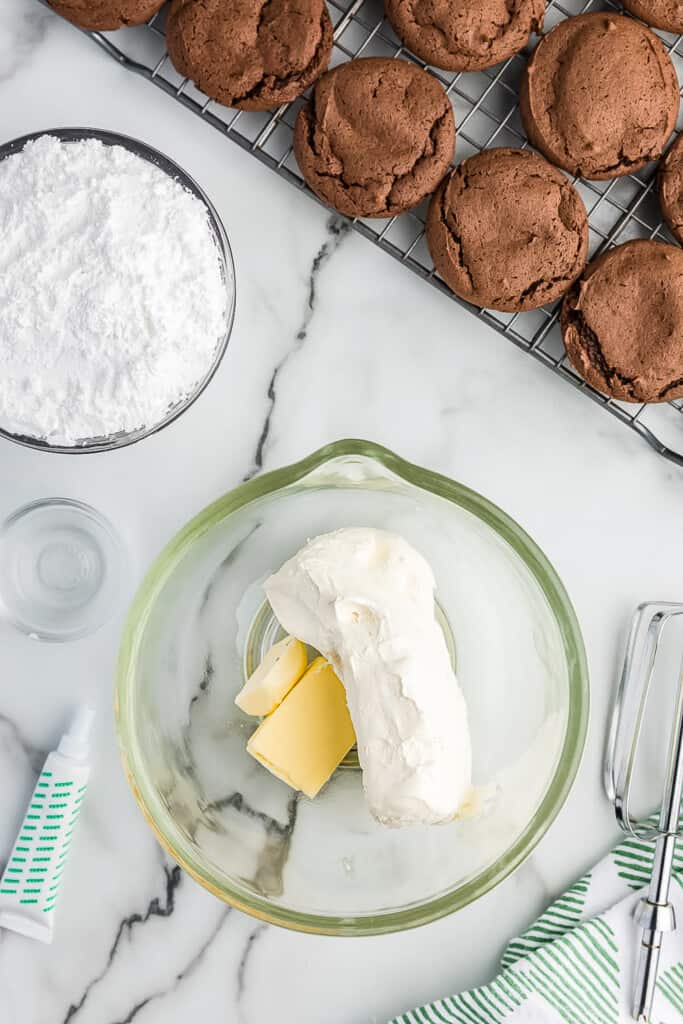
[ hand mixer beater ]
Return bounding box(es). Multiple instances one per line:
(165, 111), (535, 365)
(605, 603), (683, 1023)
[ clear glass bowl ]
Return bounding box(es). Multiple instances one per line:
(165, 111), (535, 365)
(0, 127), (236, 454)
(115, 440), (589, 935)
(0, 498), (126, 642)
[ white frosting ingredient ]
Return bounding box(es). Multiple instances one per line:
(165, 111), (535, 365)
(265, 527), (472, 826)
(0, 136), (228, 444)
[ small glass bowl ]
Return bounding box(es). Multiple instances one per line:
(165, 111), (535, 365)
(115, 440), (589, 935)
(0, 498), (126, 641)
(0, 127), (236, 454)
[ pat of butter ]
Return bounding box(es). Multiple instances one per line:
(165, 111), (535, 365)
(247, 657), (356, 798)
(235, 635), (307, 716)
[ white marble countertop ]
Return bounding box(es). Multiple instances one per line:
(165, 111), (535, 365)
(2, 4), (683, 1023)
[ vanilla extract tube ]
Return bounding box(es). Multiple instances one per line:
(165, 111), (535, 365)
(0, 707), (94, 942)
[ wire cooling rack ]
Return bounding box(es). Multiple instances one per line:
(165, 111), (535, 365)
(39, 0), (683, 465)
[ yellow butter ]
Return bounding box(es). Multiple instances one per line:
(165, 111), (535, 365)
(235, 635), (308, 716)
(246, 657), (356, 798)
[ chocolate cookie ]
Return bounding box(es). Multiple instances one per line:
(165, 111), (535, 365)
(425, 148), (588, 312)
(520, 13), (679, 179)
(49, 0), (164, 29)
(293, 57), (455, 219)
(624, 0), (683, 34)
(561, 240), (683, 403)
(166, 0), (333, 112)
(384, 0), (544, 73)
(660, 136), (683, 244)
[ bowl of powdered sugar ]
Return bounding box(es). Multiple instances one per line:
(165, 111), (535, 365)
(0, 128), (235, 452)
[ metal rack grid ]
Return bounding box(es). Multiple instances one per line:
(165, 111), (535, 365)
(38, 0), (683, 465)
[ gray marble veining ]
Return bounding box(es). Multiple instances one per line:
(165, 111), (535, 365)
(245, 214), (351, 480)
(1, 3), (683, 1023)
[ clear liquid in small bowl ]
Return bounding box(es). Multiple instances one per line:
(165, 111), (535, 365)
(0, 498), (125, 641)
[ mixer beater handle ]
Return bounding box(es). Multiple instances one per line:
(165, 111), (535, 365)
(604, 602), (683, 1022)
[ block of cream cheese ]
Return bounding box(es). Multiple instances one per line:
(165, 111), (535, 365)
(246, 657), (355, 798)
(265, 528), (472, 827)
(235, 635), (307, 716)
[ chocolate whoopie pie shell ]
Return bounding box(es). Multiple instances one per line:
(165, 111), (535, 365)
(425, 147), (588, 312)
(624, 0), (683, 35)
(384, 0), (545, 73)
(293, 57), (456, 219)
(561, 240), (683, 403)
(520, 12), (679, 180)
(659, 136), (683, 245)
(49, 0), (165, 30)
(167, 0), (333, 111)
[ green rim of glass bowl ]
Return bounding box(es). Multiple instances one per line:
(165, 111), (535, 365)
(115, 439), (589, 936)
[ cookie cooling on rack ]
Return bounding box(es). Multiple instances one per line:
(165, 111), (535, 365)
(293, 57), (455, 218)
(624, 0), (683, 34)
(425, 148), (588, 313)
(384, 0), (544, 72)
(660, 136), (683, 245)
(561, 241), (683, 404)
(166, 0), (333, 111)
(520, 12), (679, 179)
(49, 0), (164, 29)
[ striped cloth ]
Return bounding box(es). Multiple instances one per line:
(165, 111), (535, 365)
(391, 827), (683, 1024)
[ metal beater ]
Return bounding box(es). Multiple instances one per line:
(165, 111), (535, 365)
(605, 602), (683, 1023)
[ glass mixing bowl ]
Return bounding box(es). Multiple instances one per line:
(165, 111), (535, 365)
(115, 440), (588, 935)
(0, 127), (236, 454)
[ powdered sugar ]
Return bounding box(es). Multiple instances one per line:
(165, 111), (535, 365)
(0, 135), (230, 445)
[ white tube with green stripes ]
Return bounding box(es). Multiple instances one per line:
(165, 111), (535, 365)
(0, 706), (94, 943)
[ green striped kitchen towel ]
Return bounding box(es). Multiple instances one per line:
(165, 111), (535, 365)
(391, 826), (683, 1024)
